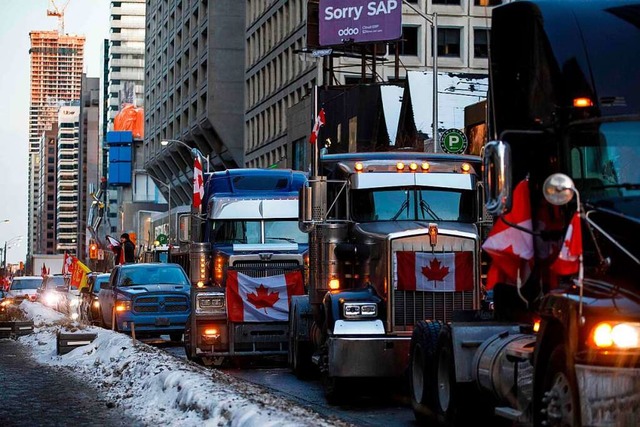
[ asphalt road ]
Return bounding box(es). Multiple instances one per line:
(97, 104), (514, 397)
(0, 338), (140, 427)
(158, 339), (418, 427)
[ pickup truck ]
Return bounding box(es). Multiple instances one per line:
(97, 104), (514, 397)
(97, 263), (191, 341)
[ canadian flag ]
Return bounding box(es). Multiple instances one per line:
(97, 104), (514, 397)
(550, 212), (582, 276)
(62, 251), (73, 275)
(482, 179), (534, 289)
(226, 270), (304, 322)
(309, 108), (326, 144)
(193, 156), (204, 209)
(395, 251), (474, 292)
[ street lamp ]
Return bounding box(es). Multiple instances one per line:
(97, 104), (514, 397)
(147, 171), (172, 244)
(2, 235), (23, 270)
(0, 219), (9, 224)
(160, 139), (211, 173)
(403, 1), (438, 152)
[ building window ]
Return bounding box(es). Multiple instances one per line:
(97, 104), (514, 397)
(433, 0), (461, 5)
(433, 27), (461, 58)
(388, 26), (419, 56)
(474, 0), (502, 6)
(474, 29), (489, 58)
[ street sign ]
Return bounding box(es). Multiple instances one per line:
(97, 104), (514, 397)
(157, 234), (168, 245)
(440, 129), (468, 154)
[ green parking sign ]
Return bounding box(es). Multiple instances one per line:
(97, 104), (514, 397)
(440, 129), (468, 154)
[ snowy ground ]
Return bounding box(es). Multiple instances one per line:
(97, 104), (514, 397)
(15, 301), (350, 427)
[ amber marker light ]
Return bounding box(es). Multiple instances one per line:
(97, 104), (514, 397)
(533, 319), (540, 333)
(203, 328), (218, 336)
(409, 162), (418, 172)
(461, 163), (471, 173)
(396, 162), (405, 171)
(197, 281), (205, 288)
(428, 223), (438, 247)
(328, 278), (340, 290)
(573, 97), (594, 108)
(354, 162), (364, 172)
(421, 162), (430, 172)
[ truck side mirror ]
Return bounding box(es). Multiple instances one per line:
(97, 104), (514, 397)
(178, 214), (191, 243)
(483, 140), (512, 216)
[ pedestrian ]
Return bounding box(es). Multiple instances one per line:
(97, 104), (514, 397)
(120, 233), (136, 264)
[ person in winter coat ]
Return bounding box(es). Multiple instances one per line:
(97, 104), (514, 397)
(120, 233), (136, 264)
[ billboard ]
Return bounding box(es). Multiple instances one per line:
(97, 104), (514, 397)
(319, 0), (401, 46)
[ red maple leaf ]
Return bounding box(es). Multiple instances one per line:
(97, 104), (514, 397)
(422, 258), (450, 282)
(246, 284), (280, 310)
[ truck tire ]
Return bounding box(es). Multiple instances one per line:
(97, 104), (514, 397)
(433, 324), (479, 426)
(322, 374), (347, 405)
(289, 301), (314, 379)
(410, 320), (442, 423)
(538, 345), (580, 427)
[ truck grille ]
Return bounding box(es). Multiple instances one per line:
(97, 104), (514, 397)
(391, 233), (479, 329)
(231, 261), (300, 278)
(394, 290), (474, 327)
(133, 295), (189, 314)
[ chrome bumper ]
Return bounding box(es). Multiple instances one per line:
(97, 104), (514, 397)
(575, 364), (640, 426)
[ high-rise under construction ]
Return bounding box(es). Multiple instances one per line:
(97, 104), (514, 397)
(28, 30), (85, 258)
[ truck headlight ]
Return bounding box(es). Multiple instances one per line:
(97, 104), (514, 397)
(44, 293), (59, 306)
(196, 292), (226, 315)
(343, 302), (377, 319)
(70, 297), (81, 307)
(0, 299), (13, 307)
(115, 300), (132, 312)
(590, 322), (640, 349)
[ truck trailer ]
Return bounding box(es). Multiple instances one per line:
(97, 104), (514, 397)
(409, 1), (640, 426)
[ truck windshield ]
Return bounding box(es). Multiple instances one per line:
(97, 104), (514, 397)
(211, 219), (307, 244)
(568, 120), (640, 203)
(351, 187), (475, 222)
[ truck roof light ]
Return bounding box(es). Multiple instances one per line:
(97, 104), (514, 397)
(354, 162), (364, 172)
(396, 162), (405, 171)
(573, 97), (593, 108)
(409, 162), (418, 171)
(461, 163), (471, 173)
(421, 162), (430, 172)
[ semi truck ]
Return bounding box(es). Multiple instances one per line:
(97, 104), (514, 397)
(290, 151), (489, 400)
(176, 168), (309, 366)
(408, 1), (640, 426)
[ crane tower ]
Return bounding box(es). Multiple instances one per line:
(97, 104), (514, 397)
(47, 0), (71, 34)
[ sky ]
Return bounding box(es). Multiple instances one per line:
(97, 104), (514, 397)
(17, 301), (347, 426)
(0, 0), (110, 264)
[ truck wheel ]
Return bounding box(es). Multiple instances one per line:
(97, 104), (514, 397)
(183, 316), (195, 362)
(289, 302), (314, 379)
(410, 320), (442, 423)
(322, 373), (347, 405)
(434, 324), (478, 426)
(539, 345), (580, 427)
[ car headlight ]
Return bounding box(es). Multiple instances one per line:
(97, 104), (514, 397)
(44, 293), (60, 306)
(590, 321), (640, 349)
(343, 302), (377, 319)
(115, 300), (132, 312)
(196, 292), (226, 315)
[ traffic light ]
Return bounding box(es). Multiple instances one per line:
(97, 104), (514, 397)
(89, 243), (98, 260)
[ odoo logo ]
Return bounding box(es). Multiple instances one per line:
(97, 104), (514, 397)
(338, 27), (359, 37)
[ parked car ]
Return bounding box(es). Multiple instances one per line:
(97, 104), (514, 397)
(97, 263), (191, 341)
(37, 274), (70, 313)
(6, 276), (43, 304)
(80, 272), (110, 324)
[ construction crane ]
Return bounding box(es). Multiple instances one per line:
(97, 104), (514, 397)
(47, 0), (71, 34)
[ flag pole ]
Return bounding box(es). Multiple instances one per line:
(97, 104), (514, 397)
(311, 85), (319, 178)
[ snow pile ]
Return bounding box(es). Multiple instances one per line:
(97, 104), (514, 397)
(17, 301), (347, 427)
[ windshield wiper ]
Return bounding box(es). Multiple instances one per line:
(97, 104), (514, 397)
(267, 237), (297, 243)
(594, 183), (640, 190)
(419, 195), (441, 221)
(391, 196), (410, 221)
